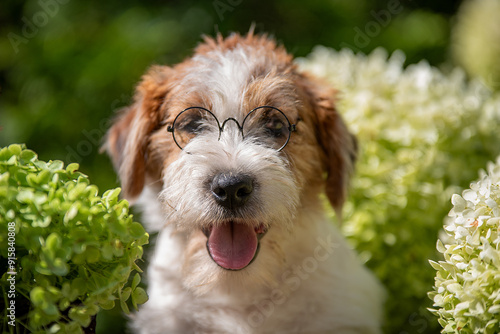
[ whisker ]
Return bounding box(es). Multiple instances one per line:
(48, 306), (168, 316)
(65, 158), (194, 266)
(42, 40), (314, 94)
(145, 178), (163, 187)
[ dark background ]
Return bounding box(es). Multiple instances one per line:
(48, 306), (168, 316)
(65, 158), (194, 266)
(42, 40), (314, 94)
(0, 0), (466, 333)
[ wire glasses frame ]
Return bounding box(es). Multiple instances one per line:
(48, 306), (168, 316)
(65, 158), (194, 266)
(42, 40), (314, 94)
(167, 106), (297, 152)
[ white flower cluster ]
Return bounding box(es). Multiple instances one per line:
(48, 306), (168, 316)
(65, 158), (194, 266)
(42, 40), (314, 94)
(430, 157), (500, 333)
(297, 48), (500, 332)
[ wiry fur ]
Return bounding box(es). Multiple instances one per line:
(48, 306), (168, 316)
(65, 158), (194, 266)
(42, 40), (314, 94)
(104, 32), (384, 334)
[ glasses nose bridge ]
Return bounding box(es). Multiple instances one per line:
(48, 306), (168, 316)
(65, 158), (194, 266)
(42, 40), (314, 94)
(220, 117), (244, 136)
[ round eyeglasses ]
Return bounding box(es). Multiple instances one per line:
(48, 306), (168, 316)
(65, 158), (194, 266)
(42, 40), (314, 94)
(167, 106), (297, 151)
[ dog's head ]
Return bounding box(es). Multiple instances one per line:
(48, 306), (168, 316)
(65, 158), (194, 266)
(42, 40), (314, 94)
(105, 32), (356, 294)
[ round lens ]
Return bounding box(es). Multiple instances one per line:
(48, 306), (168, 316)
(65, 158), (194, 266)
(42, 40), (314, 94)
(171, 107), (220, 149)
(242, 106), (291, 151)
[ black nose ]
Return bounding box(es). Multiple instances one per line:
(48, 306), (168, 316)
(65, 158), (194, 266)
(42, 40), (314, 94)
(211, 173), (254, 209)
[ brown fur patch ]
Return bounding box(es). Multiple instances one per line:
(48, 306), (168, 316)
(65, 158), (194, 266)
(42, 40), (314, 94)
(104, 66), (177, 200)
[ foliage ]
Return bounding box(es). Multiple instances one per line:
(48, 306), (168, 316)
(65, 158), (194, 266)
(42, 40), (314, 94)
(298, 48), (500, 333)
(429, 157), (500, 333)
(452, 0), (500, 91)
(0, 144), (148, 334)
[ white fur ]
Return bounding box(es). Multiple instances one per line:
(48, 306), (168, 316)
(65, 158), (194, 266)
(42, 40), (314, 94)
(133, 197), (384, 333)
(129, 43), (385, 334)
(181, 47), (259, 119)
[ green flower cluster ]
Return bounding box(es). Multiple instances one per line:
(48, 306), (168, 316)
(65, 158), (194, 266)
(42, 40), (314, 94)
(0, 144), (149, 333)
(429, 157), (500, 333)
(298, 48), (500, 332)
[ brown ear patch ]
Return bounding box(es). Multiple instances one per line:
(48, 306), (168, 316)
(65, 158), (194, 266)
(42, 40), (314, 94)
(316, 95), (357, 209)
(104, 66), (174, 201)
(299, 73), (357, 210)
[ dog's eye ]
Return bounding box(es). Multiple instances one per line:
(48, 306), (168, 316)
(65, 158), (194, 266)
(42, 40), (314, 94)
(264, 118), (286, 138)
(170, 108), (219, 149)
(243, 107), (292, 150)
(177, 118), (206, 134)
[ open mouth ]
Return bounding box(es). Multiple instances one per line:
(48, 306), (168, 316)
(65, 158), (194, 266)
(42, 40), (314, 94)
(202, 221), (268, 271)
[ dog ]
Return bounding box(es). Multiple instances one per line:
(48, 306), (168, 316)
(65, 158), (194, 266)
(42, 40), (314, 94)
(105, 31), (384, 334)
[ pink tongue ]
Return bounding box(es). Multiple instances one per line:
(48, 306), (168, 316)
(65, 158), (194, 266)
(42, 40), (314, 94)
(207, 222), (258, 270)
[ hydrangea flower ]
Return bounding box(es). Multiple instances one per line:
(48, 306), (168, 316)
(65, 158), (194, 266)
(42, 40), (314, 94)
(430, 157), (500, 333)
(297, 48), (500, 332)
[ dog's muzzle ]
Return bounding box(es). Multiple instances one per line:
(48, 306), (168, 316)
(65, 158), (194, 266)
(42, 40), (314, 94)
(202, 173), (268, 270)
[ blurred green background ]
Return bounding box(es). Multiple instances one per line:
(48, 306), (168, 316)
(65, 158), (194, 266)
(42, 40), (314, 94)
(0, 0), (461, 196)
(0, 0), (484, 333)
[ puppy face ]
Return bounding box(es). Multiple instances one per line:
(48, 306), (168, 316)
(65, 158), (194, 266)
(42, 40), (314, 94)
(105, 33), (356, 294)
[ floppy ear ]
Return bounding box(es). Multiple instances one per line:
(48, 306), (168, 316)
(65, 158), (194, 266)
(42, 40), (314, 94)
(104, 65), (174, 201)
(302, 74), (357, 211)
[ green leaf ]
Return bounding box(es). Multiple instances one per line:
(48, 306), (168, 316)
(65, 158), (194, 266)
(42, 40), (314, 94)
(71, 278), (87, 296)
(0, 146), (11, 161)
(35, 261), (53, 275)
(64, 202), (79, 223)
(8, 144), (22, 156)
(46, 233), (62, 253)
(30, 287), (46, 307)
(37, 169), (52, 185)
(85, 246), (101, 263)
(131, 262), (143, 273)
(62, 282), (78, 302)
(129, 222), (146, 238)
(69, 307), (92, 327)
(68, 182), (87, 201)
(66, 163), (80, 173)
(20, 149), (37, 162)
(34, 160), (48, 170)
(103, 187), (121, 207)
(131, 287), (148, 309)
(101, 243), (114, 260)
(59, 298), (70, 311)
(112, 239), (124, 257)
(132, 273), (141, 290)
(16, 189), (34, 203)
(0, 172), (10, 186)
(33, 215), (52, 228)
(43, 303), (60, 316)
(100, 299), (115, 310)
(48, 160), (64, 171)
(137, 233), (149, 246)
(48, 324), (61, 333)
(121, 287), (132, 302)
(120, 298), (130, 315)
(51, 258), (69, 276)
